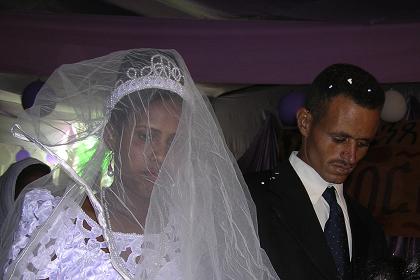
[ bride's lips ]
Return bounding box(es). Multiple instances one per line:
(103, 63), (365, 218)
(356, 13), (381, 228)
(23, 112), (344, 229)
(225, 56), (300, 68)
(145, 168), (160, 179)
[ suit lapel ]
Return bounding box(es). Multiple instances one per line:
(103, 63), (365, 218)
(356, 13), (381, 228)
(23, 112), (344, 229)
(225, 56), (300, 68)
(345, 195), (368, 278)
(268, 162), (337, 280)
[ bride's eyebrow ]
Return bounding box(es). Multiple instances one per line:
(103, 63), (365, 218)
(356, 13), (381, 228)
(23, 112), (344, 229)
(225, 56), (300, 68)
(135, 125), (162, 135)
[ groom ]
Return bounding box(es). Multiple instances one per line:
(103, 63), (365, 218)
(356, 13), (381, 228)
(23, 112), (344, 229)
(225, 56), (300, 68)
(252, 64), (388, 279)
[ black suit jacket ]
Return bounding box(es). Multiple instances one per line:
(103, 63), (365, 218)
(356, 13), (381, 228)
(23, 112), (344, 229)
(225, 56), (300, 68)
(248, 161), (388, 280)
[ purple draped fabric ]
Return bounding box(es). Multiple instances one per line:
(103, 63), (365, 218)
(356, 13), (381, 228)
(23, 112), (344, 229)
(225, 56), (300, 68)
(237, 111), (281, 173)
(1, 12), (420, 84)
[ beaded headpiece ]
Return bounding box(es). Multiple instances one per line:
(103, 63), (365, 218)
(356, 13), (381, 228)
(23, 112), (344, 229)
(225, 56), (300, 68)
(106, 54), (185, 113)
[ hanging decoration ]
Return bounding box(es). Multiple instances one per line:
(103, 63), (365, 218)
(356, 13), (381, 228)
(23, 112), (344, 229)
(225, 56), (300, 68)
(277, 90), (306, 127)
(21, 80), (44, 110)
(21, 80), (56, 116)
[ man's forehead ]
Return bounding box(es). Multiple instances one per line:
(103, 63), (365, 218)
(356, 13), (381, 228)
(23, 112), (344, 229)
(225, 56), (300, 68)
(328, 131), (374, 142)
(316, 100), (380, 137)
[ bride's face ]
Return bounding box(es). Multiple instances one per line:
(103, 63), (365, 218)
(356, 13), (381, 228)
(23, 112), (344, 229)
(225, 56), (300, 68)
(119, 98), (181, 198)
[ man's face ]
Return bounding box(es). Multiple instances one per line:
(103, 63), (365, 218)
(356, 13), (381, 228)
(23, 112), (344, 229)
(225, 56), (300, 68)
(298, 95), (381, 184)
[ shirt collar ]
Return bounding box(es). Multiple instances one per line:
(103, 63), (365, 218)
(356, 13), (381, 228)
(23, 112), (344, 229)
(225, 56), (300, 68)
(289, 151), (344, 204)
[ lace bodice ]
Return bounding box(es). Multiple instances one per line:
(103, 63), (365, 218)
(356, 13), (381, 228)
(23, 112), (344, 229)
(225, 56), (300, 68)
(4, 189), (182, 280)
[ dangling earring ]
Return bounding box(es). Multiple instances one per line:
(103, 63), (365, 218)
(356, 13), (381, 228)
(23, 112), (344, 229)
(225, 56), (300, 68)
(107, 152), (114, 177)
(101, 150), (114, 188)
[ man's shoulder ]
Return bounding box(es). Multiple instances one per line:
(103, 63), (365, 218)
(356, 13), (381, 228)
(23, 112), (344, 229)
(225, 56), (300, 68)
(345, 194), (389, 259)
(346, 195), (377, 221)
(244, 161), (298, 202)
(269, 161), (301, 190)
(345, 194), (386, 236)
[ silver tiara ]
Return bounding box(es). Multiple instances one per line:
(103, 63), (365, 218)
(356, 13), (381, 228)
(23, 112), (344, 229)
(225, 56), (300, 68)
(106, 54), (185, 112)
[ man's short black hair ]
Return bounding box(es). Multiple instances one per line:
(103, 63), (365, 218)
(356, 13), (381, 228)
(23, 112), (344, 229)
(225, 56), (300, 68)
(305, 63), (385, 122)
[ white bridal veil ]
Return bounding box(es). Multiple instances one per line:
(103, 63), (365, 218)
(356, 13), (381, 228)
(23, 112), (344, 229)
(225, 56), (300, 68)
(0, 49), (279, 280)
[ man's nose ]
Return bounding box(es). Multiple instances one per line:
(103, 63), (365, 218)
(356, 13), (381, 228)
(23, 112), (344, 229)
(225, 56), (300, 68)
(341, 141), (357, 165)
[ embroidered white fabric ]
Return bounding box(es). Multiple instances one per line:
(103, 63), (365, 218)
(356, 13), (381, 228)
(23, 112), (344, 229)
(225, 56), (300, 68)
(4, 189), (181, 280)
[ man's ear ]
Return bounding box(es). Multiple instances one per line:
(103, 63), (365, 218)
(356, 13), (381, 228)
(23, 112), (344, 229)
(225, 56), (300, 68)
(296, 107), (312, 137)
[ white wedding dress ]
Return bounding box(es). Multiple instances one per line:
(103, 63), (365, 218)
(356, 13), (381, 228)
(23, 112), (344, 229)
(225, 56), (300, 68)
(4, 189), (182, 280)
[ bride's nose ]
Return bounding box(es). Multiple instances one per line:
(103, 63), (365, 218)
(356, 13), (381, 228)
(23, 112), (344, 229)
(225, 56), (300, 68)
(151, 141), (168, 164)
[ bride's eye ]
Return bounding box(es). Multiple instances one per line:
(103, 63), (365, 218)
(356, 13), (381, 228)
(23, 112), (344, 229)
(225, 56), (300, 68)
(137, 131), (147, 141)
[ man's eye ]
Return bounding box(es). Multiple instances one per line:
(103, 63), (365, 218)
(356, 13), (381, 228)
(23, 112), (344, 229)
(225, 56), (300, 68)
(357, 141), (370, 148)
(332, 137), (346, 143)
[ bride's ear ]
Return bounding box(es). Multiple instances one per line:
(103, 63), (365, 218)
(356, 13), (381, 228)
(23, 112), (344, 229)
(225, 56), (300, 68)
(103, 124), (117, 152)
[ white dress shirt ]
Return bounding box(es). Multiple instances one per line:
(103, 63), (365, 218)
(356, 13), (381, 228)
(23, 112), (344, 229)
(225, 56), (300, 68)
(289, 151), (352, 259)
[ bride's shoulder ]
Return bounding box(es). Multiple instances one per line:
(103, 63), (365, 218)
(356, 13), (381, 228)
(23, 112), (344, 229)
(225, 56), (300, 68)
(20, 187), (59, 214)
(3, 188), (61, 274)
(22, 188), (58, 203)
(19, 188), (61, 220)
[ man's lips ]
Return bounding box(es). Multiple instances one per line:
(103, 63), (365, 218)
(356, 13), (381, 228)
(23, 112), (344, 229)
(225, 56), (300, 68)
(330, 162), (354, 175)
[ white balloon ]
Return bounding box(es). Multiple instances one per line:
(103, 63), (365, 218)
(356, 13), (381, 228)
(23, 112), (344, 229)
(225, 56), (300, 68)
(381, 89), (407, 122)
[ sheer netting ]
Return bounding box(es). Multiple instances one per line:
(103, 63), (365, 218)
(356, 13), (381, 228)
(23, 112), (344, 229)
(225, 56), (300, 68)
(0, 49), (279, 280)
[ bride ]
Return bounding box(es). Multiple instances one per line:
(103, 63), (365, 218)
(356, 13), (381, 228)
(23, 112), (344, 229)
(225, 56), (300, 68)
(0, 49), (279, 279)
